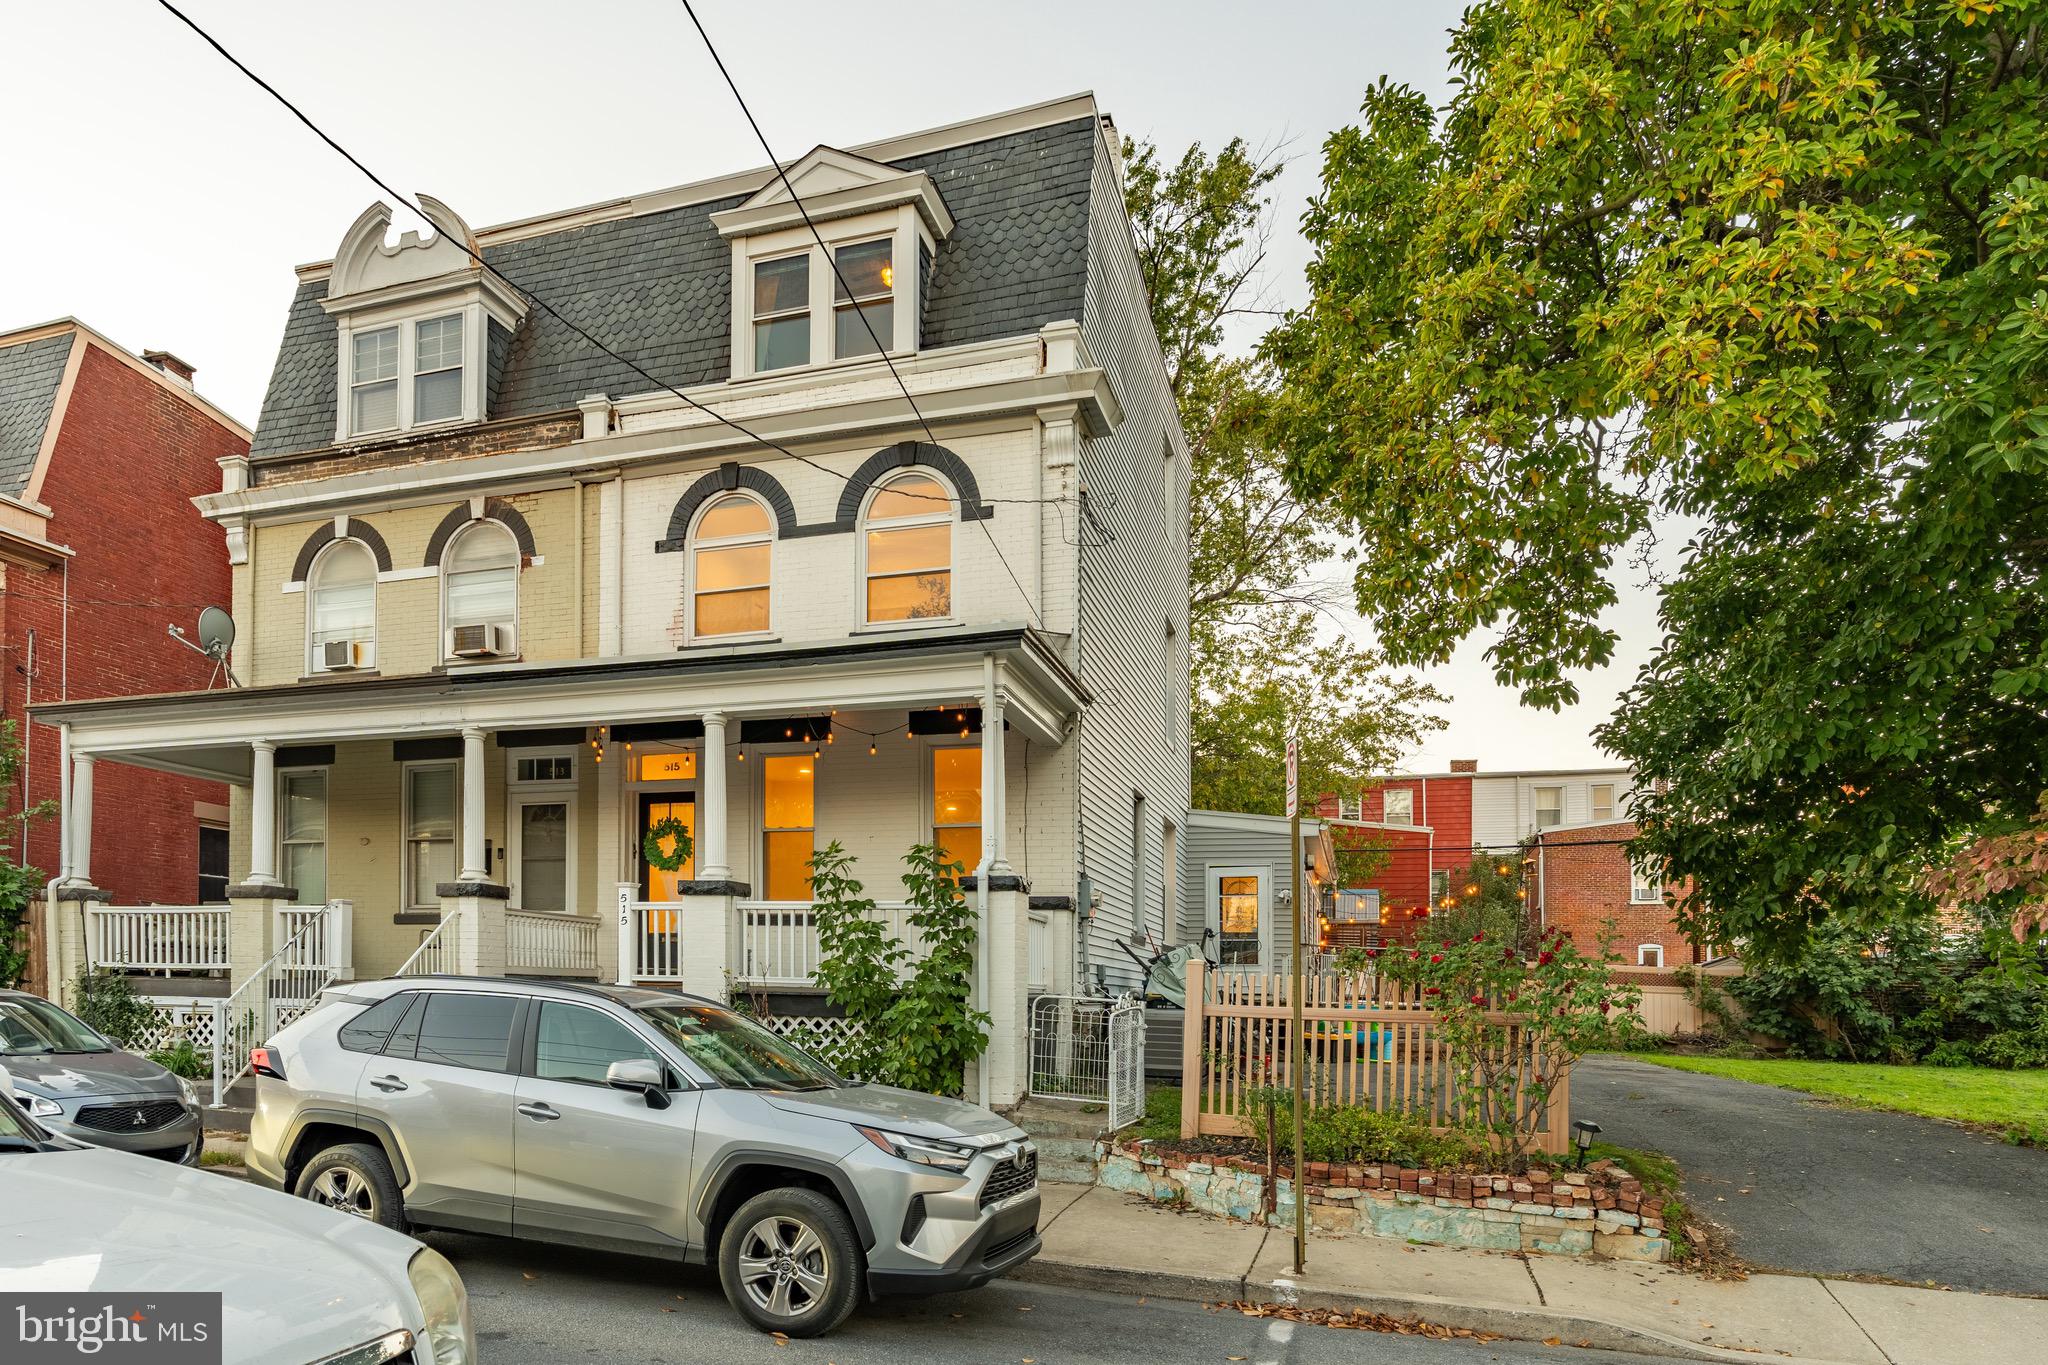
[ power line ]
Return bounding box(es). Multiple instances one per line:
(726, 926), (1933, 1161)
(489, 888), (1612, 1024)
(670, 0), (1042, 624)
(154, 0), (1055, 624)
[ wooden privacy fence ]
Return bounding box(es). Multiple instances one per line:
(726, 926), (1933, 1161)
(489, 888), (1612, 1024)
(1177, 960), (1572, 1157)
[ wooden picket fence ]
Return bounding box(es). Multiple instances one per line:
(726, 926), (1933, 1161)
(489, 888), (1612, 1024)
(1177, 960), (1572, 1156)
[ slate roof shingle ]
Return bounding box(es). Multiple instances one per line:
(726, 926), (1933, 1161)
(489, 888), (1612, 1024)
(0, 331), (77, 495)
(249, 116), (1099, 458)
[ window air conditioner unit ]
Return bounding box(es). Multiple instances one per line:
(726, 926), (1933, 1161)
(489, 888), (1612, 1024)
(447, 623), (507, 659)
(319, 638), (364, 672)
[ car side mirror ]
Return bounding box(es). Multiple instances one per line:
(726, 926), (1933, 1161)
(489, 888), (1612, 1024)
(605, 1058), (670, 1109)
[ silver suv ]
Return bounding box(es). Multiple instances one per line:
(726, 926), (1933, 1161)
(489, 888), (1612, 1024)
(245, 977), (1039, 1338)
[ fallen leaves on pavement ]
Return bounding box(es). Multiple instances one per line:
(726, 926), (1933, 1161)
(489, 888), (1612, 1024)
(1209, 1301), (1500, 1342)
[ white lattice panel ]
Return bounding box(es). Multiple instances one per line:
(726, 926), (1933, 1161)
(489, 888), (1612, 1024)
(758, 1014), (868, 1075)
(131, 999), (218, 1055)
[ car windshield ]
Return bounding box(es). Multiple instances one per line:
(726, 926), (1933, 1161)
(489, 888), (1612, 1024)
(634, 1003), (844, 1091)
(0, 997), (111, 1056)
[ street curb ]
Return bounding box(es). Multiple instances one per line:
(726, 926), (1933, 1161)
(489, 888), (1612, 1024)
(1010, 1252), (1854, 1365)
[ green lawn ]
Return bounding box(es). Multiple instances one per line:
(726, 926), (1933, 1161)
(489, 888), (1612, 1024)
(1630, 1054), (2048, 1144)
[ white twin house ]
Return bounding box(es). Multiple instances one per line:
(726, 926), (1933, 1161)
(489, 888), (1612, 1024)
(38, 94), (1191, 1107)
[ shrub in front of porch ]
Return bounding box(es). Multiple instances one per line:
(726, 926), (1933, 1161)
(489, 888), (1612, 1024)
(808, 841), (989, 1096)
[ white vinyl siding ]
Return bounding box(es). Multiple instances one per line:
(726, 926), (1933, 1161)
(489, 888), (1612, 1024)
(1074, 124), (1193, 986)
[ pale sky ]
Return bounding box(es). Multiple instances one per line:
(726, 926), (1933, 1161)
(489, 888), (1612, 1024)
(4, 0), (1658, 772)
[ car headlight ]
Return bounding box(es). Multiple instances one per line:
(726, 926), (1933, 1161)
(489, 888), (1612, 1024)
(855, 1125), (978, 1173)
(176, 1075), (198, 1106)
(405, 1247), (472, 1365)
(18, 1095), (61, 1119)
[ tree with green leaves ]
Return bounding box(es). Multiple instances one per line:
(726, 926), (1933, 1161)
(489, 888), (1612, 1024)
(1269, 3), (2048, 956)
(1124, 137), (1443, 817)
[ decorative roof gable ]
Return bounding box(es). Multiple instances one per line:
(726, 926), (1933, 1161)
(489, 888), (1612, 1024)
(709, 146), (954, 241)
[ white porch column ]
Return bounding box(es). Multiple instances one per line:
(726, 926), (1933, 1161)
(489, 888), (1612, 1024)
(699, 711), (730, 881)
(982, 671), (1011, 876)
(247, 739), (280, 886)
(55, 722), (72, 883)
(460, 726), (489, 882)
(69, 754), (95, 887)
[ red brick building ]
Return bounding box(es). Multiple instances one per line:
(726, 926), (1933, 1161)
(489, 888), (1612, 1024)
(0, 319), (249, 962)
(1531, 818), (1699, 967)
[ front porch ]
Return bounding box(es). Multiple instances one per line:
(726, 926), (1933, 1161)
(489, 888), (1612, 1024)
(37, 628), (1084, 1106)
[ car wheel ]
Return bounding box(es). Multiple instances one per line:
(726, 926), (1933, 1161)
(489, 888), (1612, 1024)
(294, 1142), (406, 1232)
(718, 1187), (862, 1338)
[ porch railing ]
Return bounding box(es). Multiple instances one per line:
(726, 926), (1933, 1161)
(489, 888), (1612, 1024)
(629, 902), (684, 981)
(397, 913), (458, 977)
(738, 900), (922, 986)
(87, 906), (231, 973)
(506, 910), (599, 975)
(209, 907), (342, 1106)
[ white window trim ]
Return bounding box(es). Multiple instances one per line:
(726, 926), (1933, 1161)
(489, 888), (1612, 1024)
(276, 766), (329, 904)
(1590, 782), (1617, 823)
(509, 788), (579, 916)
(1337, 794), (1362, 822)
(756, 745), (819, 903)
(1206, 864), (1269, 970)
(856, 469), (957, 630)
(1637, 943), (1664, 968)
(507, 747), (579, 790)
(440, 519), (521, 660)
(1631, 864), (1662, 904)
(727, 207), (931, 381)
(305, 537), (379, 676)
(402, 760), (459, 914)
(685, 492), (776, 645)
(334, 300), (487, 442)
(1533, 784), (1565, 830)
(1381, 789), (1414, 825)
(924, 739), (984, 875)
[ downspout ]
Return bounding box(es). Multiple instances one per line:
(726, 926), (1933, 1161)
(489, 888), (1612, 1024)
(18, 630), (31, 863)
(976, 652), (995, 1111)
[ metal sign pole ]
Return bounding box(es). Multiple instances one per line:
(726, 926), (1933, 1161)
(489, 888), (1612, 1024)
(1286, 739), (1306, 1274)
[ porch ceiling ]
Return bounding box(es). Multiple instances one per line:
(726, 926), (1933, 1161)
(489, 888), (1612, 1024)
(33, 624), (1082, 780)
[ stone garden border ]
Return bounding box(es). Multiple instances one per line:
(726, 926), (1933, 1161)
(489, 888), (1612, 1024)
(1093, 1138), (1672, 1262)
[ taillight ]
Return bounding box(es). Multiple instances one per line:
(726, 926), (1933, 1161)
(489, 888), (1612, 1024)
(250, 1047), (286, 1080)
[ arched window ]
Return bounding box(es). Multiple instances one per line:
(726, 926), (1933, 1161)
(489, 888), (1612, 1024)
(308, 539), (376, 671)
(861, 472), (951, 623)
(443, 520), (519, 651)
(690, 493), (773, 638)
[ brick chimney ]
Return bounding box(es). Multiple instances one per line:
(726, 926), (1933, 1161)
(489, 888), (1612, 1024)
(142, 349), (196, 391)
(1449, 759), (1478, 773)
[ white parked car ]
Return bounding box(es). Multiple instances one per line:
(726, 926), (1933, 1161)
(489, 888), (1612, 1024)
(0, 1091), (473, 1365)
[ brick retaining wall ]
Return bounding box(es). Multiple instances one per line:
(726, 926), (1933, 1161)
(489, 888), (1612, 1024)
(1093, 1139), (1672, 1262)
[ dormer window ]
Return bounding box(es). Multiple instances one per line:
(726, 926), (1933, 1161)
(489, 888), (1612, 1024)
(752, 255), (811, 372)
(714, 146), (952, 381)
(324, 197), (526, 443)
(414, 315), (465, 422)
(833, 239), (893, 359)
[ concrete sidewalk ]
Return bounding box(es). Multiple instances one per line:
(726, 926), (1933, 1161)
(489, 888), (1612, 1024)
(1013, 1183), (2048, 1364)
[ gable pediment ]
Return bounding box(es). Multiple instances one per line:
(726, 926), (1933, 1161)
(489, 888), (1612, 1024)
(711, 145), (954, 241)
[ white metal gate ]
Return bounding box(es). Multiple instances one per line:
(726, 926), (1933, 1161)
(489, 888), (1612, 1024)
(1027, 993), (1145, 1131)
(1108, 997), (1145, 1131)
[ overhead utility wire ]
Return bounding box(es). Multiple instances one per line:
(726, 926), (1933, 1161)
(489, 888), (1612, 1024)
(155, 0), (1058, 622)
(671, 0), (1042, 621)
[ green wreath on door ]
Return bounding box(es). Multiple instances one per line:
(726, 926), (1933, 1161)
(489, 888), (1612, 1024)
(642, 816), (695, 873)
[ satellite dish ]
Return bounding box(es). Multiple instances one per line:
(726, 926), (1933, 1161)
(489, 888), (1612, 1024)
(196, 606), (236, 657)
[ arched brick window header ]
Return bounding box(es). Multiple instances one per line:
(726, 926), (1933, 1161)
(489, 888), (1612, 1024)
(424, 497), (537, 567)
(656, 461), (798, 552)
(289, 517), (392, 583)
(835, 441), (991, 525)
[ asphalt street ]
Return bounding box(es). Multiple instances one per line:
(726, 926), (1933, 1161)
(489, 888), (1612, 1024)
(1572, 1055), (2048, 1293)
(422, 1229), (1672, 1365)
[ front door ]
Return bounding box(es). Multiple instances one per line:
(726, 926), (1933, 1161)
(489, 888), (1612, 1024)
(510, 794), (573, 912)
(637, 793), (697, 899)
(1206, 865), (1268, 969)
(512, 999), (699, 1251)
